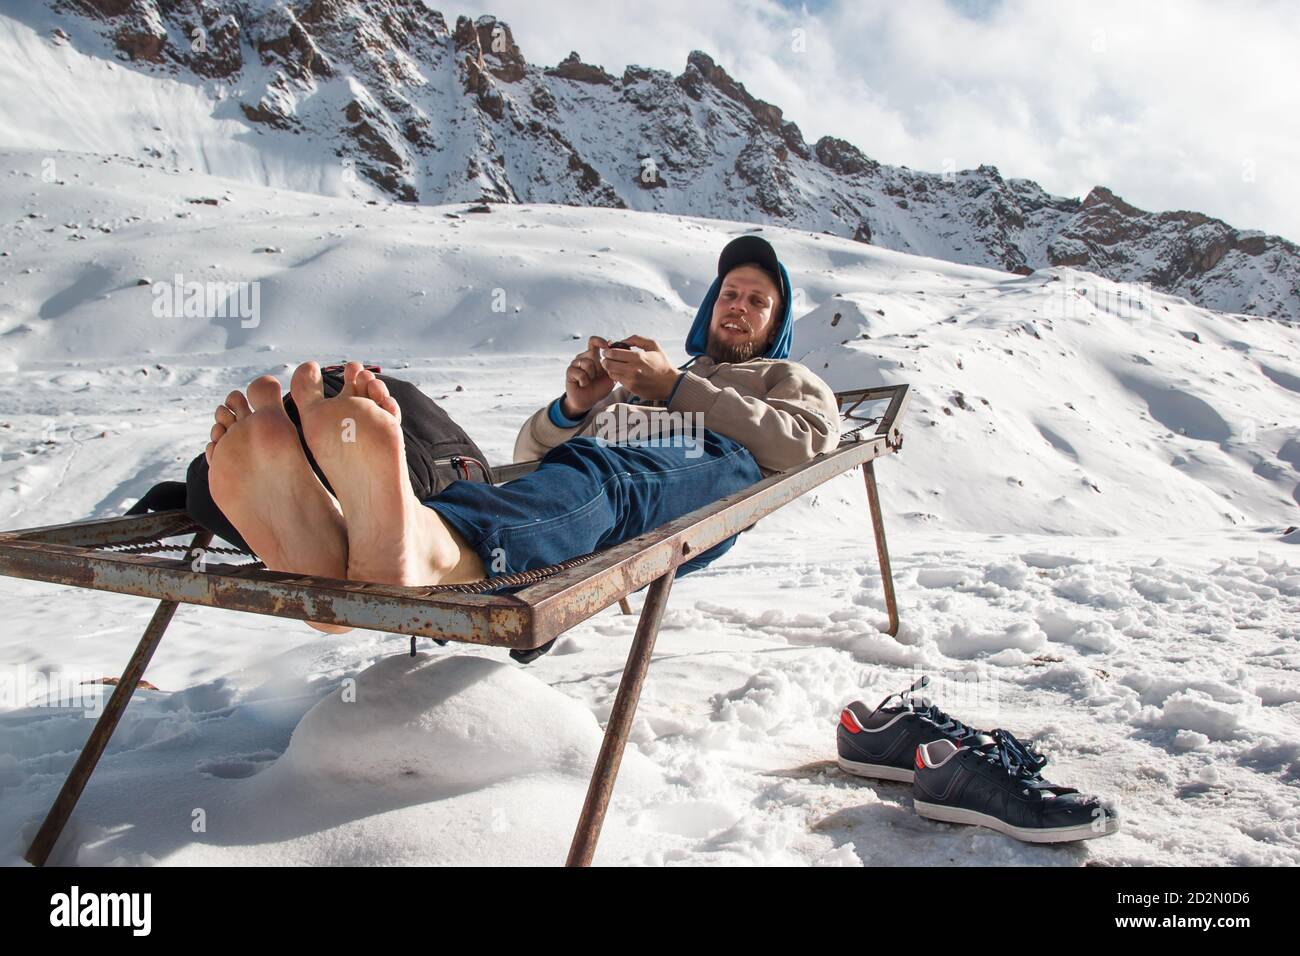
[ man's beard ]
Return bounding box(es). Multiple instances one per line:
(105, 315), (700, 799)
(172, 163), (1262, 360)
(707, 329), (773, 364)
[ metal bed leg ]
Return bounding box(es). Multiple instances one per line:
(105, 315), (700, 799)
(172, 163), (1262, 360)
(617, 597), (632, 615)
(567, 567), (675, 866)
(24, 530), (212, 866)
(863, 461), (900, 638)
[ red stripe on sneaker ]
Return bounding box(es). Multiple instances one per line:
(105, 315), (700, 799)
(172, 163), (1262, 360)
(915, 746), (926, 771)
(840, 709), (863, 734)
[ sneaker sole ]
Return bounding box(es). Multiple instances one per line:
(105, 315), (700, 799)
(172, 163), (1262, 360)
(837, 755), (915, 783)
(912, 799), (1120, 843)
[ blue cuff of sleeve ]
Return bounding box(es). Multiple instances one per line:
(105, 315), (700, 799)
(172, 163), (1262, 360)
(548, 396), (585, 428)
(667, 373), (685, 405)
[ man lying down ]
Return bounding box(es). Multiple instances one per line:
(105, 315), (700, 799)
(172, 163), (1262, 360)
(187, 236), (841, 634)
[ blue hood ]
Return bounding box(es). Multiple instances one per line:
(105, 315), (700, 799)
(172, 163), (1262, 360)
(684, 259), (794, 360)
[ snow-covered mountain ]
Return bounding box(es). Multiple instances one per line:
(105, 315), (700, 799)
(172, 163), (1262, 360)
(2, 0), (1296, 320)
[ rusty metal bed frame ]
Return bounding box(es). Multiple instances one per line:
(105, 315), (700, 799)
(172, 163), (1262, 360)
(0, 383), (909, 867)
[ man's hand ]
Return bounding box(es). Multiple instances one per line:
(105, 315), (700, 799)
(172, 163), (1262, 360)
(562, 335), (615, 419)
(601, 335), (680, 401)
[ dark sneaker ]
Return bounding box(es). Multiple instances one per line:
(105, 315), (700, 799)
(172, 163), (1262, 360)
(837, 676), (986, 782)
(913, 729), (1120, 843)
(510, 638), (555, 665)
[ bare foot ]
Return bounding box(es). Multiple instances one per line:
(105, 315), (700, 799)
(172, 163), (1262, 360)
(291, 361), (485, 587)
(207, 374), (352, 634)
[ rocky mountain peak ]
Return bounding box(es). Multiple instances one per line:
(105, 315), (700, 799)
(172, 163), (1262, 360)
(1081, 185), (1142, 218)
(547, 51), (615, 85)
(682, 53), (761, 120)
(28, 1), (1300, 319)
(455, 13), (526, 82)
(814, 136), (879, 178)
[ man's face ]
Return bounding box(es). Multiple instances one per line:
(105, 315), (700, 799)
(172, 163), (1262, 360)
(707, 265), (781, 364)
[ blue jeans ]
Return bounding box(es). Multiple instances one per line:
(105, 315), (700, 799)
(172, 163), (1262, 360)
(424, 430), (763, 588)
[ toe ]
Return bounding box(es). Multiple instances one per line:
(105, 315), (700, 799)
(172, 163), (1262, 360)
(210, 422), (227, 444)
(366, 378), (400, 421)
(247, 374), (284, 411)
(204, 441), (215, 465)
(214, 404), (236, 429)
(354, 367), (375, 396)
(290, 361), (325, 408)
(342, 361), (365, 397)
(224, 390), (252, 419)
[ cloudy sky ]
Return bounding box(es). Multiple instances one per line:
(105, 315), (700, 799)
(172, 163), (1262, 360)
(450, 0), (1300, 242)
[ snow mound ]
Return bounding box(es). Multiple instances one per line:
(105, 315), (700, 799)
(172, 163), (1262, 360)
(269, 654), (605, 791)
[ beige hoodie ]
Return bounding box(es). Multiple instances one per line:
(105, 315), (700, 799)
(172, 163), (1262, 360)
(513, 356), (841, 475)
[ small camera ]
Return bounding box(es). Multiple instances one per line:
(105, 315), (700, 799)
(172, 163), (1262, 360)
(600, 340), (634, 362)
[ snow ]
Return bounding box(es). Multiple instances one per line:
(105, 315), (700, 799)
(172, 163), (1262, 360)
(0, 11), (356, 202)
(0, 148), (1297, 867)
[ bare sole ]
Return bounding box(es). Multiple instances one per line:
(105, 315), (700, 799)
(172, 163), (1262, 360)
(291, 361), (480, 587)
(208, 375), (351, 633)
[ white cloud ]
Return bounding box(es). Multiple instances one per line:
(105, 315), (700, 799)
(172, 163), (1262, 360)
(447, 0), (1300, 241)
